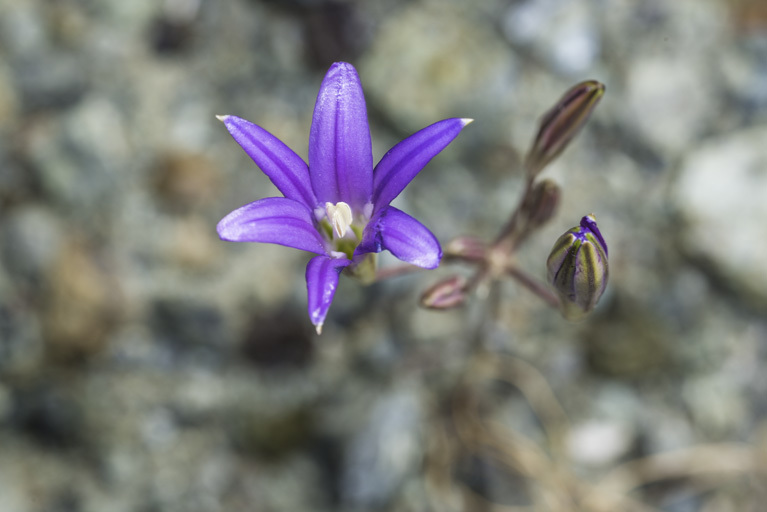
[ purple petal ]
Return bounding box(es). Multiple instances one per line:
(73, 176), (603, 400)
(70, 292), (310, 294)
(356, 206), (442, 269)
(306, 255), (351, 333)
(217, 197), (326, 254)
(579, 214), (608, 257)
(372, 118), (472, 210)
(308, 62), (373, 210)
(219, 115), (317, 208)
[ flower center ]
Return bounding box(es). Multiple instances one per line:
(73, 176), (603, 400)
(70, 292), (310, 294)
(325, 201), (353, 238)
(318, 201), (367, 260)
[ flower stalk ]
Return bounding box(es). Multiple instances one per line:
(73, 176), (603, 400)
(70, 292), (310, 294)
(426, 79), (608, 320)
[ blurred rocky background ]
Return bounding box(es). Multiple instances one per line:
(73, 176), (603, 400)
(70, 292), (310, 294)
(1, 0), (767, 510)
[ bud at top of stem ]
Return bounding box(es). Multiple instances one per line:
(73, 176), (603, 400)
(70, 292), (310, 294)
(525, 80), (605, 177)
(420, 275), (467, 310)
(520, 178), (561, 231)
(547, 214), (608, 321)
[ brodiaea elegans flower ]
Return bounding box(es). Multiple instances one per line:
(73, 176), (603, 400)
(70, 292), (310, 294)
(216, 62), (471, 333)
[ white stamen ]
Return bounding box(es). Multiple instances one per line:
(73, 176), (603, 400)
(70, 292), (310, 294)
(325, 201), (353, 238)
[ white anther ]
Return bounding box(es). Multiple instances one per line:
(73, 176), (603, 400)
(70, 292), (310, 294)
(325, 201), (353, 238)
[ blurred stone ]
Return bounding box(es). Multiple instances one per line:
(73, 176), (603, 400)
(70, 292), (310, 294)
(359, 2), (516, 130)
(0, 296), (45, 378)
(0, 150), (35, 211)
(151, 150), (220, 213)
(682, 374), (746, 439)
(567, 420), (633, 467)
(167, 216), (220, 270)
(1, 205), (65, 289)
(673, 125), (767, 306)
(21, 97), (128, 214)
(11, 383), (85, 449)
(580, 296), (675, 379)
(240, 306), (315, 370)
(0, 2), (48, 56)
(14, 51), (88, 112)
(642, 406), (695, 453)
(150, 0), (203, 55)
(42, 239), (122, 363)
(0, 60), (19, 132)
(455, 453), (532, 507)
(302, 1), (370, 69)
(149, 298), (228, 358)
(718, 38), (767, 124)
(502, 0), (600, 76)
(730, 0), (767, 30)
(341, 389), (422, 509)
(229, 405), (316, 462)
(624, 55), (715, 155)
(0, 382), (12, 422)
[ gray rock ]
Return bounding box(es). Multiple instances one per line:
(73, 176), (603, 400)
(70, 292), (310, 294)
(342, 388), (423, 509)
(567, 419), (634, 467)
(359, 2), (517, 131)
(23, 97), (128, 215)
(624, 55), (716, 155)
(673, 125), (767, 305)
(0, 205), (65, 287)
(502, 0), (600, 76)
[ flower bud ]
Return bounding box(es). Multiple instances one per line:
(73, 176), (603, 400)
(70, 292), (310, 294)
(546, 214), (608, 321)
(420, 275), (468, 310)
(444, 236), (487, 262)
(520, 178), (561, 231)
(525, 80), (605, 177)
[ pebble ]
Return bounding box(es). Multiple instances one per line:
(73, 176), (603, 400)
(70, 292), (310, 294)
(568, 419), (633, 466)
(673, 125), (767, 305)
(341, 389), (422, 509)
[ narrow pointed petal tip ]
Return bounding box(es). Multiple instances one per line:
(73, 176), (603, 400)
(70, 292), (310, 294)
(215, 115), (228, 122)
(306, 255), (351, 334)
(373, 117), (471, 209)
(219, 115), (317, 207)
(460, 118), (474, 126)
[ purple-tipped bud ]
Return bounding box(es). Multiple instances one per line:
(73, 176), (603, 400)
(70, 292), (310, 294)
(546, 214), (608, 321)
(420, 275), (468, 310)
(520, 179), (561, 230)
(525, 80), (605, 177)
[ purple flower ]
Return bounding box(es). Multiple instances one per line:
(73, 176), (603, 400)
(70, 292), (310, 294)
(216, 62), (471, 333)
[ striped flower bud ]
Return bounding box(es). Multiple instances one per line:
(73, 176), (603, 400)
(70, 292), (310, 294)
(546, 214), (608, 321)
(525, 80), (605, 177)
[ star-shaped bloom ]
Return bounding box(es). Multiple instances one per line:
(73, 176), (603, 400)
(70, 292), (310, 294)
(216, 62), (471, 334)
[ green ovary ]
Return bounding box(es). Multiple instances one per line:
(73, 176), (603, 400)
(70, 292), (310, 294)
(318, 217), (367, 261)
